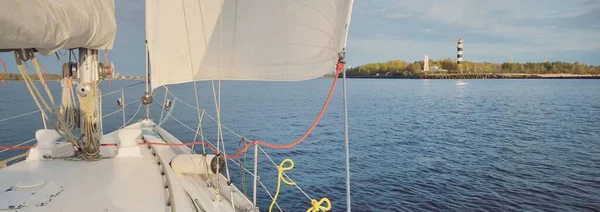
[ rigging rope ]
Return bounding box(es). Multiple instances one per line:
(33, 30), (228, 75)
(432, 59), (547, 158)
(77, 82), (102, 160)
(237, 137), (251, 197)
(59, 66), (77, 131)
(179, 0), (207, 156)
(14, 51), (79, 149)
(155, 60), (344, 160)
(123, 101), (144, 128)
(29, 54), (58, 107)
(269, 159), (296, 212)
(224, 61), (344, 159)
(0, 58), (7, 87)
(55, 51), (64, 64)
(307, 198), (331, 212)
(39, 61), (47, 83)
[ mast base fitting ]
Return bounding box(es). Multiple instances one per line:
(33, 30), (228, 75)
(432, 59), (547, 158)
(77, 84), (91, 97)
(141, 92), (153, 105)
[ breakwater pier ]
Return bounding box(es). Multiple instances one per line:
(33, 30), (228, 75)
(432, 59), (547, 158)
(415, 73), (600, 79)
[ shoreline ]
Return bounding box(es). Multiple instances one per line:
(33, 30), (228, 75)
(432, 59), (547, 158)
(340, 73), (600, 79)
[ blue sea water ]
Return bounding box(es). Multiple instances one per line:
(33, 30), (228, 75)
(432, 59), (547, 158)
(1, 79), (599, 211)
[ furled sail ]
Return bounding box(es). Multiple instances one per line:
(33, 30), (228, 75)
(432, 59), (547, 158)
(147, 0), (353, 89)
(0, 0), (116, 55)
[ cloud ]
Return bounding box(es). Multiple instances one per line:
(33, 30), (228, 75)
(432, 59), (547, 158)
(347, 0), (600, 65)
(423, 28), (434, 33)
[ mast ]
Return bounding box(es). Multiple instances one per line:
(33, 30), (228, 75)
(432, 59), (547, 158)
(342, 1), (354, 211)
(142, 0), (152, 119)
(77, 48), (102, 160)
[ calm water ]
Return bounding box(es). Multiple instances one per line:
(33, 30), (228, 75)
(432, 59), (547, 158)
(1, 79), (599, 211)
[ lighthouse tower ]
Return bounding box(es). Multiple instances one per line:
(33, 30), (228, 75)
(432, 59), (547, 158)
(424, 54), (429, 73)
(457, 38), (463, 64)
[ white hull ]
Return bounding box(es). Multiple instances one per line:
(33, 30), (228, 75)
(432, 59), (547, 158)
(0, 120), (255, 212)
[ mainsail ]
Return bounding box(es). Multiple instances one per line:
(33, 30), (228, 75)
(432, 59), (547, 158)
(147, 0), (353, 89)
(0, 0), (116, 55)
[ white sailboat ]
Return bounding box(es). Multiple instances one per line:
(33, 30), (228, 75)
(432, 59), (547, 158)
(0, 0), (354, 211)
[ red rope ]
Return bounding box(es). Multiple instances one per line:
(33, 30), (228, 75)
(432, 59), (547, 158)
(0, 58), (6, 72)
(0, 142), (218, 153)
(0, 61), (345, 160)
(0, 58), (7, 87)
(0, 145), (35, 150)
(223, 61), (344, 159)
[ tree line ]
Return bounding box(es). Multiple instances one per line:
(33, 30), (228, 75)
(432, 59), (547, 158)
(0, 62), (110, 81)
(0, 73), (62, 81)
(345, 58), (600, 77)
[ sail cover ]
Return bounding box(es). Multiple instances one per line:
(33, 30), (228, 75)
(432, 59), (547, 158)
(147, 0), (353, 89)
(0, 0), (116, 55)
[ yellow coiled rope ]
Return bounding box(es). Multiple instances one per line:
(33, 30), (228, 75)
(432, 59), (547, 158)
(268, 159), (332, 212)
(269, 159), (296, 212)
(307, 198), (331, 212)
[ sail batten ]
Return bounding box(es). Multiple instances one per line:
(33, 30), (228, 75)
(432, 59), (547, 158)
(148, 0), (353, 89)
(0, 0), (116, 55)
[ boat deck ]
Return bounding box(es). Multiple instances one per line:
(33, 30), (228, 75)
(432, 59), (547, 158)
(0, 151), (168, 211)
(0, 123), (172, 212)
(0, 121), (255, 212)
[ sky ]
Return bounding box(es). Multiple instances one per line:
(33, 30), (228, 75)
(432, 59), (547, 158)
(1, 0), (599, 76)
(348, 0), (600, 67)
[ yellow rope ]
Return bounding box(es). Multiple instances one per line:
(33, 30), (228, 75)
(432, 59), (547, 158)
(307, 198), (331, 212)
(269, 158), (296, 212)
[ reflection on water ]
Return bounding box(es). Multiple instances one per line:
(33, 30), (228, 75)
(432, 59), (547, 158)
(422, 79), (430, 93)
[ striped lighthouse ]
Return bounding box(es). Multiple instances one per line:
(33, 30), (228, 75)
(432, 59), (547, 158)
(457, 38), (463, 64)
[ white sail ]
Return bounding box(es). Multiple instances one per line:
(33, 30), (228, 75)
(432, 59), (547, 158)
(0, 0), (116, 55)
(147, 0), (353, 89)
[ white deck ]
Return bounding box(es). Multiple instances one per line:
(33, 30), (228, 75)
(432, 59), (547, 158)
(0, 121), (255, 212)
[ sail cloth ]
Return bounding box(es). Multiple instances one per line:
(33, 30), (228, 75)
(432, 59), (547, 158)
(0, 0), (116, 56)
(147, 0), (353, 89)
